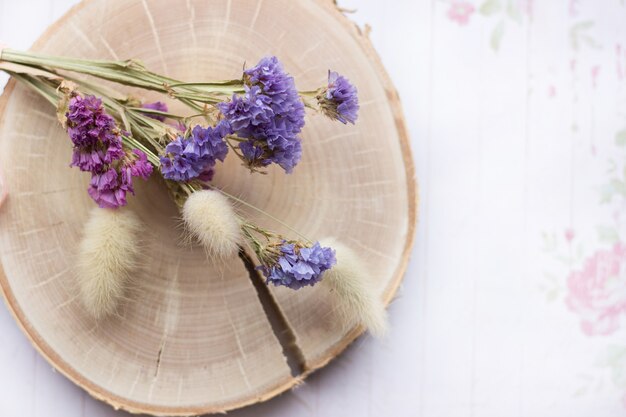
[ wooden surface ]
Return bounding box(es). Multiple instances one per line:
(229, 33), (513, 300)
(5, 1), (626, 417)
(0, 0), (414, 415)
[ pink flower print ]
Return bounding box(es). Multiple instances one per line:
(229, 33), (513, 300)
(565, 228), (575, 242)
(566, 243), (626, 336)
(447, 1), (475, 26)
(569, 0), (579, 17)
(525, 0), (534, 19)
(548, 85), (556, 98)
(592, 65), (601, 88)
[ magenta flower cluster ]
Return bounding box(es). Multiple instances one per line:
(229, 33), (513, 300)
(219, 56), (305, 173)
(261, 241), (336, 290)
(67, 95), (152, 208)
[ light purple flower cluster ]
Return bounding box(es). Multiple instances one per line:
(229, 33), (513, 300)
(160, 121), (230, 181)
(67, 95), (153, 208)
(318, 71), (359, 124)
(142, 101), (168, 122)
(261, 241), (336, 290)
(218, 56), (305, 173)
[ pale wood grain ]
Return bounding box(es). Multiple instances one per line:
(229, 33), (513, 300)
(0, 0), (415, 415)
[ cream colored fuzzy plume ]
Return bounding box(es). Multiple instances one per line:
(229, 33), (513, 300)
(320, 237), (389, 338)
(76, 207), (142, 320)
(182, 190), (241, 259)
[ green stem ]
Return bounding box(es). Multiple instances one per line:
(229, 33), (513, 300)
(7, 68), (315, 249)
(1, 49), (246, 107)
(10, 73), (58, 105)
(128, 107), (185, 120)
(214, 188), (312, 243)
(122, 135), (161, 165)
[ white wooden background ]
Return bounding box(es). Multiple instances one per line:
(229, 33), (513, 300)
(3, 0), (626, 416)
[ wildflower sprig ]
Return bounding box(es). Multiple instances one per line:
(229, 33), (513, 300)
(1, 49), (245, 111)
(0, 47), (391, 336)
(1, 50), (360, 174)
(1, 50), (357, 294)
(240, 222), (336, 290)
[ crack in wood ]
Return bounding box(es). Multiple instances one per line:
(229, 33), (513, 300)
(238, 249), (305, 377)
(154, 342), (164, 378)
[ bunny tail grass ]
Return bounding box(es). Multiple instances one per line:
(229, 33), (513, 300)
(76, 207), (142, 320)
(182, 189), (241, 259)
(320, 237), (389, 338)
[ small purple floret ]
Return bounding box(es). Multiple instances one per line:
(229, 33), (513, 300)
(142, 101), (168, 122)
(218, 56), (305, 173)
(127, 149), (153, 180)
(87, 168), (130, 209)
(160, 121), (230, 182)
(261, 242), (336, 290)
(66, 95), (118, 148)
(319, 71), (359, 124)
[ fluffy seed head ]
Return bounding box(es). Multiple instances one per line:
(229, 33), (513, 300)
(182, 190), (241, 259)
(76, 207), (142, 320)
(320, 237), (389, 338)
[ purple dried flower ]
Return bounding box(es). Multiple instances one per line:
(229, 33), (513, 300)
(173, 121), (187, 132)
(238, 140), (264, 162)
(71, 148), (106, 173)
(260, 241), (336, 290)
(160, 121), (230, 182)
(142, 101), (168, 122)
(160, 137), (199, 181)
(66, 95), (120, 148)
(66, 96), (109, 145)
(88, 151), (153, 209)
(70, 141), (124, 172)
(87, 168), (130, 209)
(318, 71), (359, 124)
(219, 86), (272, 132)
(127, 149), (153, 179)
(66, 95), (124, 173)
(66, 95), (152, 209)
(197, 167), (215, 182)
(218, 56), (305, 173)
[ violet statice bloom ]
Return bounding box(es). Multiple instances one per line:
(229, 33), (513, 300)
(197, 167), (215, 182)
(87, 168), (131, 209)
(87, 150), (153, 209)
(70, 148), (113, 173)
(66, 95), (153, 208)
(318, 71), (359, 124)
(218, 56), (305, 173)
(127, 149), (153, 179)
(66, 95), (124, 172)
(160, 121), (230, 182)
(142, 101), (168, 122)
(261, 242), (336, 290)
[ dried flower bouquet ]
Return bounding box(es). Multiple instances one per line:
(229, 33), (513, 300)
(0, 48), (387, 336)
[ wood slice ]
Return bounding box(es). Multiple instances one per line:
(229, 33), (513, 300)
(0, 0), (417, 415)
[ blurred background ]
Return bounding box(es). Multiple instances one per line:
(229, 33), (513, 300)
(2, 0), (626, 416)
